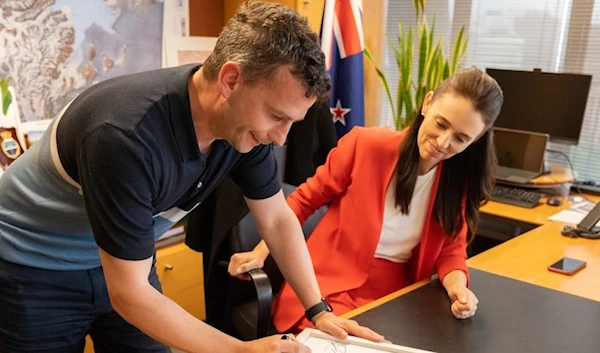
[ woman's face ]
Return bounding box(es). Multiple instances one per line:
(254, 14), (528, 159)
(417, 91), (487, 169)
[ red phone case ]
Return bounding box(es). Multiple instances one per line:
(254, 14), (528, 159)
(547, 262), (586, 275)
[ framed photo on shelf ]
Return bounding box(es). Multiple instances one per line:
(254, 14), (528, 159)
(163, 36), (217, 68)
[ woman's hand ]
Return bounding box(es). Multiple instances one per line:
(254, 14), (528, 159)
(228, 250), (267, 280)
(446, 283), (479, 319)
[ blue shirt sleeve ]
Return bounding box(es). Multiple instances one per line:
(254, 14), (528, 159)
(77, 124), (157, 261)
(230, 144), (282, 200)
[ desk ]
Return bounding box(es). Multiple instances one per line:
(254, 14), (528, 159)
(474, 194), (600, 302)
(468, 221), (600, 302)
(347, 269), (600, 353)
(480, 193), (600, 226)
(341, 194), (600, 352)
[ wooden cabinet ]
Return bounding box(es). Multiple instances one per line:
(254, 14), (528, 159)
(224, 0), (325, 33)
(155, 243), (205, 321)
(84, 243), (204, 353)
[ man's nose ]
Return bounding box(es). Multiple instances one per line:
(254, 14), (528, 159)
(270, 122), (292, 146)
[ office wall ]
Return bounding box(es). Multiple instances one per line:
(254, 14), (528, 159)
(189, 0), (386, 127)
(189, 1), (225, 37)
(363, 0), (386, 127)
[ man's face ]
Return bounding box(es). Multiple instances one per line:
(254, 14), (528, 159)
(218, 65), (316, 153)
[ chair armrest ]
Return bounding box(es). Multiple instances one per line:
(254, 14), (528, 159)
(217, 260), (274, 338)
(246, 268), (273, 338)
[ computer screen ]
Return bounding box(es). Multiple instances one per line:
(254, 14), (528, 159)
(486, 68), (592, 145)
(494, 127), (548, 173)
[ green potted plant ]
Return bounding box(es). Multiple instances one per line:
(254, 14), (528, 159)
(0, 78), (12, 116)
(365, 0), (469, 130)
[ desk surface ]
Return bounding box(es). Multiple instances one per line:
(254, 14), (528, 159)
(529, 163), (574, 184)
(468, 221), (600, 302)
(475, 192), (600, 302)
(341, 192), (600, 352)
(350, 269), (600, 353)
(480, 193), (600, 225)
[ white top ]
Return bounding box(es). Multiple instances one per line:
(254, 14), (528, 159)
(374, 166), (437, 263)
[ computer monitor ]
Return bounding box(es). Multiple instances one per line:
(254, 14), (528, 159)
(486, 68), (592, 145)
(494, 127), (548, 175)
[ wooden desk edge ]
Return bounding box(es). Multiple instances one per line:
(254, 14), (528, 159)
(343, 279), (432, 319)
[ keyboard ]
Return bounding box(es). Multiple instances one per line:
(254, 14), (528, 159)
(495, 166), (540, 184)
(491, 185), (544, 208)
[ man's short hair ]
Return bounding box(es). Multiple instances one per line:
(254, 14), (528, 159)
(202, 1), (331, 101)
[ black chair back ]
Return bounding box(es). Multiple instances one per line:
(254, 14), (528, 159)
(228, 183), (326, 293)
(224, 183), (327, 339)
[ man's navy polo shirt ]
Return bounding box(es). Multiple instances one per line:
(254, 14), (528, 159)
(0, 64), (280, 270)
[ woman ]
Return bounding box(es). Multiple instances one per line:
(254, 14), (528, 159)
(229, 67), (503, 334)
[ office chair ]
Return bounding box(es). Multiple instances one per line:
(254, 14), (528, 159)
(217, 183), (327, 340)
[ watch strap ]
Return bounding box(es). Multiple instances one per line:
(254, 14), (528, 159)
(305, 298), (333, 322)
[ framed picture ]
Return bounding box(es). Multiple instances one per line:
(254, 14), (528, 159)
(164, 36), (218, 68)
(163, 0), (189, 38)
(296, 329), (436, 353)
(17, 119), (52, 149)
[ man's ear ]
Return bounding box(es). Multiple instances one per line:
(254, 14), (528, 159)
(421, 90), (435, 116)
(218, 62), (243, 99)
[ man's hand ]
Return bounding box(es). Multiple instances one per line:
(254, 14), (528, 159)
(228, 250), (266, 280)
(240, 334), (310, 353)
(446, 284), (478, 319)
(313, 312), (387, 343)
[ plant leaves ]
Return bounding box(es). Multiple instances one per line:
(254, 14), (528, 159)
(451, 26), (466, 74)
(0, 79), (11, 116)
(363, 0), (469, 130)
(2, 92), (11, 116)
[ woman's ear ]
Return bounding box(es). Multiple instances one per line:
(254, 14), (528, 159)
(421, 91), (435, 116)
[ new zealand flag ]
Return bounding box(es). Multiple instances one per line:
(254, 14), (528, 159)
(321, 0), (365, 138)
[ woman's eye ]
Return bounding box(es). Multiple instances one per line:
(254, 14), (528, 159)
(436, 122), (446, 129)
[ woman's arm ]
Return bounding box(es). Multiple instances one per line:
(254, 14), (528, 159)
(288, 127), (361, 224)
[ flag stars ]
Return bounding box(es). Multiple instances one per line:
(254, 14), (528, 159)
(330, 99), (352, 126)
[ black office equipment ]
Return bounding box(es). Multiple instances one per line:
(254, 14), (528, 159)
(577, 202), (600, 231)
(571, 181), (600, 196)
(493, 127), (548, 184)
(491, 184), (544, 208)
(486, 68), (592, 144)
(546, 196), (563, 206)
(562, 202), (600, 239)
(353, 269), (600, 353)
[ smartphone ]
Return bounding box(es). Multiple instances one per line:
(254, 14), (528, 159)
(547, 257), (587, 275)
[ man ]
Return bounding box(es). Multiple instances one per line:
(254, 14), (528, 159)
(0, 2), (384, 353)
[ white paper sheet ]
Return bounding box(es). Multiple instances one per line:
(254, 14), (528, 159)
(548, 201), (600, 226)
(297, 329), (435, 353)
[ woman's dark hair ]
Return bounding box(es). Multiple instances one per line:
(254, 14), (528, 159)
(394, 67), (504, 243)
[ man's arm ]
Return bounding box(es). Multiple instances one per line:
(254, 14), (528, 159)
(245, 190), (385, 342)
(99, 249), (309, 353)
(99, 249), (243, 353)
(245, 190), (321, 309)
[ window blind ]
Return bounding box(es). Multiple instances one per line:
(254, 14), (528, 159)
(379, 1), (454, 128)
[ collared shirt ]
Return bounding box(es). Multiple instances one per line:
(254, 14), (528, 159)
(0, 64), (280, 270)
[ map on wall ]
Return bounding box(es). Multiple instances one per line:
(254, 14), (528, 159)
(0, 0), (164, 123)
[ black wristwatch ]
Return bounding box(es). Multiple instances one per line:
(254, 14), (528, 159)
(305, 298), (333, 322)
